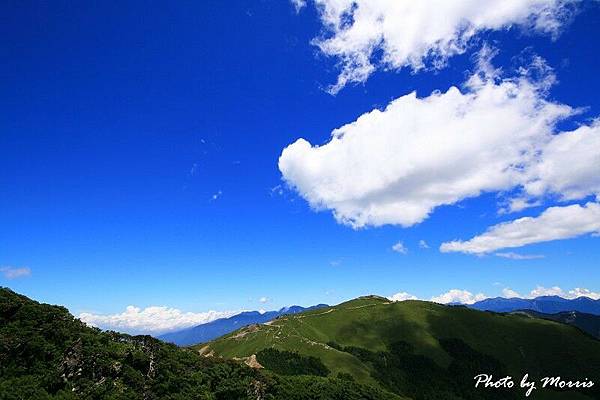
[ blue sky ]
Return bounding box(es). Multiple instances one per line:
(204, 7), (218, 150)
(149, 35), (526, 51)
(2, 1), (600, 334)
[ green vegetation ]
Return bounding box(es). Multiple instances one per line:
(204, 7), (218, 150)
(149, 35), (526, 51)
(0, 288), (269, 399)
(5, 288), (600, 399)
(0, 288), (402, 399)
(266, 375), (401, 400)
(201, 295), (600, 400)
(255, 348), (329, 377)
(510, 310), (600, 339)
(329, 339), (515, 400)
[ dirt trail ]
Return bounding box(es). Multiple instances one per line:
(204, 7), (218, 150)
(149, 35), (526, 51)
(296, 308), (335, 318)
(197, 345), (214, 357)
(244, 354), (263, 369)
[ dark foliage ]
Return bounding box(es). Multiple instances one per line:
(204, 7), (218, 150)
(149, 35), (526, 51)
(267, 375), (399, 400)
(331, 339), (518, 400)
(0, 288), (271, 399)
(255, 348), (329, 377)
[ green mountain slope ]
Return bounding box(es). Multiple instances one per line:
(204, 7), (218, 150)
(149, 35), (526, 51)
(510, 310), (600, 339)
(199, 296), (600, 400)
(0, 288), (402, 400)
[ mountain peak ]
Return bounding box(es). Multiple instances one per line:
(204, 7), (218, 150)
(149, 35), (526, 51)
(356, 294), (389, 302)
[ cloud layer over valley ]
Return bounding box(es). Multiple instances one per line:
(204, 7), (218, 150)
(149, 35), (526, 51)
(79, 306), (237, 335)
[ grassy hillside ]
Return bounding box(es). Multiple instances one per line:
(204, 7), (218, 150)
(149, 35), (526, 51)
(199, 295), (600, 400)
(0, 288), (403, 400)
(510, 310), (600, 339)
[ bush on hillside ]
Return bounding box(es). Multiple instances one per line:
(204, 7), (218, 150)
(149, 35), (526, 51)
(256, 348), (329, 377)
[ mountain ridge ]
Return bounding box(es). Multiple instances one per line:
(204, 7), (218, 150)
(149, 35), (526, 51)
(200, 295), (600, 399)
(509, 309), (600, 339)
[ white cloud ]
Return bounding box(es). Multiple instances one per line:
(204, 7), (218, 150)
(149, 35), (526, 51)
(0, 266), (31, 280)
(391, 241), (408, 254)
(418, 240), (430, 249)
(304, 0), (576, 93)
(210, 190), (223, 201)
(430, 289), (487, 305)
(388, 292), (417, 302)
(259, 296), (270, 304)
(189, 162), (200, 177)
(290, 0), (306, 12)
(79, 306), (236, 335)
(527, 285), (600, 300)
(495, 252), (545, 260)
(529, 285), (565, 297)
(499, 197), (543, 214)
(502, 288), (521, 298)
(523, 120), (600, 201)
(279, 55), (574, 229)
(441, 202), (600, 254)
(567, 287), (600, 300)
(388, 286), (600, 303)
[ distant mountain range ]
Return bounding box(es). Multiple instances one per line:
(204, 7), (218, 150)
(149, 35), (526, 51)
(158, 304), (328, 346)
(469, 295), (600, 314)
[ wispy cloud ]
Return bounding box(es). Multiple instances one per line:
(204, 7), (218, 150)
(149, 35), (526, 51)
(0, 266), (31, 280)
(297, 0), (576, 93)
(442, 202), (600, 254)
(391, 241), (408, 254)
(270, 184), (285, 197)
(495, 252), (545, 260)
(210, 190), (223, 201)
(290, 0), (306, 13)
(189, 162), (200, 177)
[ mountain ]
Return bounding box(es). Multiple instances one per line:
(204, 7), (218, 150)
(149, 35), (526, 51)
(5, 288), (600, 400)
(159, 304), (328, 346)
(0, 288), (404, 400)
(198, 295), (600, 400)
(470, 295), (600, 314)
(510, 310), (600, 339)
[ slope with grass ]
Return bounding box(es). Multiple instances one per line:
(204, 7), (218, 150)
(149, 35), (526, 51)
(199, 295), (600, 400)
(510, 310), (600, 339)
